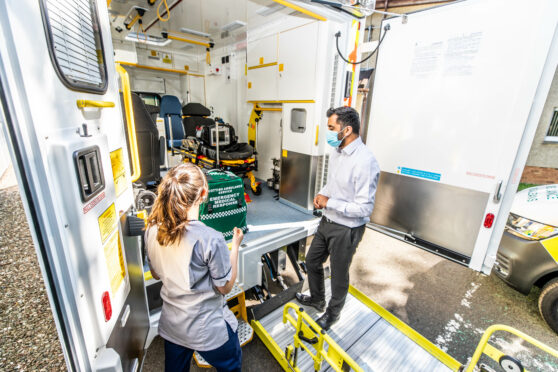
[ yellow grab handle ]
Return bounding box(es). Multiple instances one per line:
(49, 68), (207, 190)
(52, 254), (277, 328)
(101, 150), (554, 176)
(116, 63), (141, 183)
(76, 100), (115, 108)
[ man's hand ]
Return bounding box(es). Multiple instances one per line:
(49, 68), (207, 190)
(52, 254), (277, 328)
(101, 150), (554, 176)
(313, 194), (329, 209)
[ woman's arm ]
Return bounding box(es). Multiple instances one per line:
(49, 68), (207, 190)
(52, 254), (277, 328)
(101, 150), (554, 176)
(215, 227), (243, 295)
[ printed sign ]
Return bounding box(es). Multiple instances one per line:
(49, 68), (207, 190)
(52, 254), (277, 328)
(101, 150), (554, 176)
(110, 148), (128, 197)
(98, 203), (117, 243)
(103, 231), (126, 295)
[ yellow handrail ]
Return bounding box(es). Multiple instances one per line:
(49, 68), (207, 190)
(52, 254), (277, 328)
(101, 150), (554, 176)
(115, 63), (141, 183)
(464, 324), (558, 372)
(165, 34), (211, 47)
(76, 100), (115, 108)
(271, 0), (326, 21)
(282, 303), (363, 372)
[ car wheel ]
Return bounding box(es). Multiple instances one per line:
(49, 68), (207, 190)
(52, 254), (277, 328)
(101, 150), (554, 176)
(538, 278), (558, 334)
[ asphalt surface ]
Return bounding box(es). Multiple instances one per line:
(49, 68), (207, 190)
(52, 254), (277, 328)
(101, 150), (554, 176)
(2, 169), (557, 371)
(0, 185), (66, 371)
(143, 229), (558, 372)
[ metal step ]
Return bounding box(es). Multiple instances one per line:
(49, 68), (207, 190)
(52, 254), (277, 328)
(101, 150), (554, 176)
(193, 319), (254, 368)
(257, 280), (453, 371)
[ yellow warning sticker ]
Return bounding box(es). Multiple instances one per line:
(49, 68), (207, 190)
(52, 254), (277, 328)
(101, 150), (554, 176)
(104, 231), (126, 295)
(110, 148), (128, 197)
(282, 149), (288, 158)
(98, 204), (117, 243)
(542, 236), (558, 263)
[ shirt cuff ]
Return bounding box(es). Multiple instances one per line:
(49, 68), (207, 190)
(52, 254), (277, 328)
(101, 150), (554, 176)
(326, 198), (344, 212)
(211, 267), (232, 288)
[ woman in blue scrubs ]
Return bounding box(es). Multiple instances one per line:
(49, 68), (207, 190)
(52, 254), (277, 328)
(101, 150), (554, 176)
(146, 163), (243, 372)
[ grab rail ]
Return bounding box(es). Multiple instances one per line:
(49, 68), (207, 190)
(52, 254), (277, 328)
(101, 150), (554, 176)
(76, 99), (115, 108)
(464, 324), (558, 372)
(115, 63), (141, 182)
(282, 303), (363, 372)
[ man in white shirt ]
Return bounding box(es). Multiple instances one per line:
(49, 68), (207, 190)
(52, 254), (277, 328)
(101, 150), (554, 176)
(296, 106), (380, 330)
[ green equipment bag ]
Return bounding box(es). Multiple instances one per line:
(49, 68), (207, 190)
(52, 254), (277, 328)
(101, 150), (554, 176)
(199, 170), (247, 240)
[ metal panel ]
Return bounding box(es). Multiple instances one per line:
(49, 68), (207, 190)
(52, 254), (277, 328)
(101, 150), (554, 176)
(105, 215), (150, 372)
(258, 280), (450, 372)
(279, 151), (317, 211)
(346, 319), (451, 372)
(371, 171), (489, 258)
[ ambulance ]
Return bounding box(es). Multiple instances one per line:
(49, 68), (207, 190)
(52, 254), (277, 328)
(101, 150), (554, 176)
(1, 0), (557, 371)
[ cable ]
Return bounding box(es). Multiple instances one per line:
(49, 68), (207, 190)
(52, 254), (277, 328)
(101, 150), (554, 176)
(157, 0), (170, 22)
(335, 23), (390, 65)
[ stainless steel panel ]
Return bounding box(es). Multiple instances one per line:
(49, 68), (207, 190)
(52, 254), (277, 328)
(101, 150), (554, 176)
(280, 151), (318, 211)
(346, 320), (451, 372)
(371, 172), (489, 257)
(258, 279), (449, 372)
(105, 214), (150, 372)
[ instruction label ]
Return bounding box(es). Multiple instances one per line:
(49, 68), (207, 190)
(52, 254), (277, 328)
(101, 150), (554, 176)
(110, 148), (128, 197)
(398, 167), (441, 182)
(98, 203), (117, 243)
(103, 231), (126, 295)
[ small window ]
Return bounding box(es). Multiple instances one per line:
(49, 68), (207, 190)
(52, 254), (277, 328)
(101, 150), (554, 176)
(41, 0), (108, 93)
(291, 108), (307, 133)
(137, 92), (162, 108)
(545, 108), (558, 143)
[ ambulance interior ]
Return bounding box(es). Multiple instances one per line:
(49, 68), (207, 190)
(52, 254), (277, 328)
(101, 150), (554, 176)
(107, 0), (361, 324)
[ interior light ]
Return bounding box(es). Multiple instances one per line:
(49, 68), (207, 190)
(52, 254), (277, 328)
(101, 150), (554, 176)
(221, 20), (246, 32)
(124, 32), (172, 46)
(179, 27), (211, 38)
(255, 3), (284, 16)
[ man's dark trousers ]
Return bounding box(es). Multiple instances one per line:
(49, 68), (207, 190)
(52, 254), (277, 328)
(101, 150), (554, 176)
(306, 217), (366, 317)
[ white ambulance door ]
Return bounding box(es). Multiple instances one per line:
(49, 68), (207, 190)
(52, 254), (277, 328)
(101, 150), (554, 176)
(0, 0), (149, 370)
(366, 0), (558, 274)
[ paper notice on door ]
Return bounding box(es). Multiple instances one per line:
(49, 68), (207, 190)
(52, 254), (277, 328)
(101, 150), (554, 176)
(103, 231), (126, 295)
(110, 148), (128, 197)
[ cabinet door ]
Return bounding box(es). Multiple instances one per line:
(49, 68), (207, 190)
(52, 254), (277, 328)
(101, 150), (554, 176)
(278, 22), (319, 100)
(246, 65), (278, 101)
(247, 33), (277, 67)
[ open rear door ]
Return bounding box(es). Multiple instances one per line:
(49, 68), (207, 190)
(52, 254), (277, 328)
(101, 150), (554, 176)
(366, 0), (558, 274)
(0, 0), (149, 370)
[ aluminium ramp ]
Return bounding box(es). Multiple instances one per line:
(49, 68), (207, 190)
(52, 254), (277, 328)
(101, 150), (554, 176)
(254, 280), (460, 371)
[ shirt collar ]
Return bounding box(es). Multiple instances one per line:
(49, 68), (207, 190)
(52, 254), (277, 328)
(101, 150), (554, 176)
(339, 136), (362, 155)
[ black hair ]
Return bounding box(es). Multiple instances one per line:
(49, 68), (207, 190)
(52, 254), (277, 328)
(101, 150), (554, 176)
(326, 106), (360, 135)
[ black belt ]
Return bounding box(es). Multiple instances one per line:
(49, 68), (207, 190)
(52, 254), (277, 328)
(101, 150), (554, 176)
(322, 216), (365, 229)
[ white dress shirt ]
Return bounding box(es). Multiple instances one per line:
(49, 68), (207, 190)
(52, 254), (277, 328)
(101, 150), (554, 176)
(319, 137), (380, 228)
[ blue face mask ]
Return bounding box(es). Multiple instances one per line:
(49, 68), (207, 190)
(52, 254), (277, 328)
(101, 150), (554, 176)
(326, 129), (346, 148)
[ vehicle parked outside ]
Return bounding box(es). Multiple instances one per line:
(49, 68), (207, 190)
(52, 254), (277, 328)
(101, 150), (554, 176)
(494, 184), (558, 333)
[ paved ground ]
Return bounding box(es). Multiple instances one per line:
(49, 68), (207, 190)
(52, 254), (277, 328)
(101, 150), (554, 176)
(143, 229), (558, 372)
(2, 166), (557, 371)
(0, 183), (66, 371)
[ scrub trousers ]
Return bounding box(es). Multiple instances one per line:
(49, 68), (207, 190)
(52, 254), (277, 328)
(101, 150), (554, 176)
(164, 323), (242, 372)
(306, 217), (366, 318)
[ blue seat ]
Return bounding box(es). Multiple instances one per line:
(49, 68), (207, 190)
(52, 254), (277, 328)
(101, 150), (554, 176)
(159, 95), (184, 149)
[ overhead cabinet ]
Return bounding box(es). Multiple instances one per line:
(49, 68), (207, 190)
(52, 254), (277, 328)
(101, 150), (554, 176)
(246, 22), (319, 102)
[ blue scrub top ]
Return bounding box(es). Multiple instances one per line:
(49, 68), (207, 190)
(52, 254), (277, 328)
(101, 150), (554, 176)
(146, 221), (238, 351)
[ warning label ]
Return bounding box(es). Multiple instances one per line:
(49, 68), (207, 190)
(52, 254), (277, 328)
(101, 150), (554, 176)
(103, 231), (126, 295)
(98, 204), (117, 243)
(110, 148), (128, 197)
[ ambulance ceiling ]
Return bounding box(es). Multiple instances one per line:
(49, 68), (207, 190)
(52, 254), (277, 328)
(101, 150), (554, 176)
(109, 0), (273, 46)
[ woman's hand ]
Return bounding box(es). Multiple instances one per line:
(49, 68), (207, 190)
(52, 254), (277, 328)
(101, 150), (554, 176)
(232, 227), (244, 249)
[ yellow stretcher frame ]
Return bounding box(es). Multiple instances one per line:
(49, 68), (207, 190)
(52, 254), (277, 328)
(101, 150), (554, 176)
(253, 285), (558, 372)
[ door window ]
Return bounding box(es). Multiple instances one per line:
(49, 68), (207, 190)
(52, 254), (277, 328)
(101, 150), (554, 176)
(41, 0), (108, 93)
